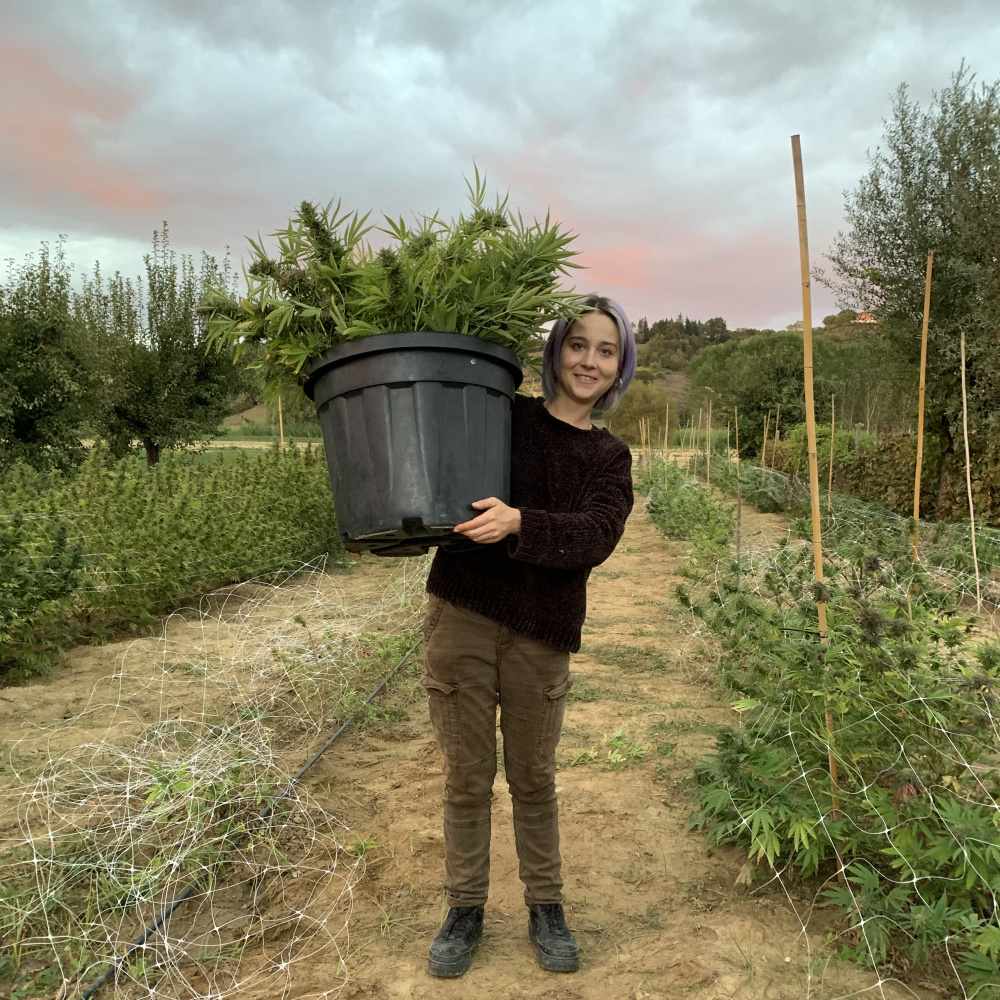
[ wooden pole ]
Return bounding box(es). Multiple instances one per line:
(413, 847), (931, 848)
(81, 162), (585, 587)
(706, 399), (713, 485)
(663, 403), (670, 483)
(912, 250), (934, 562)
(770, 403), (781, 469)
(727, 420), (731, 465)
(761, 410), (771, 464)
(959, 330), (982, 608)
(734, 405), (742, 560)
(827, 393), (835, 513)
(792, 134), (841, 847)
(278, 394), (284, 448)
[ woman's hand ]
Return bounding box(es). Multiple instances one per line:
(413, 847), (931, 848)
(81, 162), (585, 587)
(454, 497), (521, 544)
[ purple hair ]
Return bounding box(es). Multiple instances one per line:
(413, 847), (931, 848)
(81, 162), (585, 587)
(541, 295), (637, 412)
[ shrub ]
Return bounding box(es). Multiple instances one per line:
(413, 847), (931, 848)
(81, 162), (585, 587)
(0, 446), (341, 681)
(687, 484), (1000, 992)
(639, 461), (734, 559)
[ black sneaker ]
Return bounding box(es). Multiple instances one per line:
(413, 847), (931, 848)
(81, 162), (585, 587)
(528, 903), (580, 972)
(427, 905), (484, 977)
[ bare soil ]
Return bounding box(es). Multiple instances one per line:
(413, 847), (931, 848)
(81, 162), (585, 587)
(259, 508), (918, 1000)
(1, 508), (930, 1000)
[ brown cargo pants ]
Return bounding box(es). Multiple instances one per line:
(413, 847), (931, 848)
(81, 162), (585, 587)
(421, 595), (573, 908)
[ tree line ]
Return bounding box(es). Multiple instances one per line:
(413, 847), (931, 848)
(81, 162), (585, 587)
(0, 228), (245, 475)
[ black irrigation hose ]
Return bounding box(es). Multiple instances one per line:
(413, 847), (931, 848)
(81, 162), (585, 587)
(77, 637), (423, 1000)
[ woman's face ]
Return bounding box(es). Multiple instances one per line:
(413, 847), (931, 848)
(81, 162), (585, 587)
(556, 311), (620, 407)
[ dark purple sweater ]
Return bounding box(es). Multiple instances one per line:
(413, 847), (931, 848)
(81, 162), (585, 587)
(426, 395), (634, 652)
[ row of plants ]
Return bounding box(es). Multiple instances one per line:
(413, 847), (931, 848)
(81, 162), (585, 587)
(766, 424), (1000, 528)
(635, 459), (734, 562)
(648, 458), (1000, 993)
(689, 451), (1000, 602)
(0, 445), (342, 681)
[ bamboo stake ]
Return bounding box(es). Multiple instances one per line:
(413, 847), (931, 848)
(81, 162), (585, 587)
(761, 410), (771, 464)
(827, 393), (835, 513)
(706, 399), (713, 485)
(727, 421), (731, 465)
(770, 403), (781, 469)
(912, 250), (934, 562)
(278, 394), (284, 448)
(663, 403), (670, 484)
(792, 135), (842, 853)
(697, 408), (703, 469)
(734, 405), (742, 560)
(959, 331), (982, 608)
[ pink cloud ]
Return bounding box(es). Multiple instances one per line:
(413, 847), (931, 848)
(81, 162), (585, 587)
(0, 41), (158, 215)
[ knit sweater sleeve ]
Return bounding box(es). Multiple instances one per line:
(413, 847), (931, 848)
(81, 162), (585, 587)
(508, 445), (633, 571)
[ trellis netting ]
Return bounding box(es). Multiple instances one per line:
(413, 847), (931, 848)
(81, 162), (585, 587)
(642, 457), (1000, 996)
(0, 554), (428, 999)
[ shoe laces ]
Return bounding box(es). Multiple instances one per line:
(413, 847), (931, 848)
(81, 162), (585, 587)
(533, 903), (570, 935)
(443, 906), (481, 938)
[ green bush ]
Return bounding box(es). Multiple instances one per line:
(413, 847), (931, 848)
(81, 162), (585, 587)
(687, 491), (1000, 991)
(0, 446), (341, 681)
(638, 461), (734, 559)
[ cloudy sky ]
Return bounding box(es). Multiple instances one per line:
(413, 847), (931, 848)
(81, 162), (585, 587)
(2, 0), (999, 328)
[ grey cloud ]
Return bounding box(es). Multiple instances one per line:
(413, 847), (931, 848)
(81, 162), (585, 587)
(2, 0), (999, 326)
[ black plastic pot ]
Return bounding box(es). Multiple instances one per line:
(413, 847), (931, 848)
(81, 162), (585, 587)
(304, 332), (523, 557)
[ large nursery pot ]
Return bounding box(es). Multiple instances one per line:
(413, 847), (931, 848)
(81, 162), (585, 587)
(304, 331), (524, 557)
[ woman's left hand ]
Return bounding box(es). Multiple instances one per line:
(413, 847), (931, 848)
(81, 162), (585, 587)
(454, 498), (522, 544)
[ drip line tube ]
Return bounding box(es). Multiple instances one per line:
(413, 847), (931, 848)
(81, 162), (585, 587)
(77, 637), (423, 999)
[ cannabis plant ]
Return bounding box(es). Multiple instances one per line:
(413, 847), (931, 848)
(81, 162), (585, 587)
(202, 172), (581, 384)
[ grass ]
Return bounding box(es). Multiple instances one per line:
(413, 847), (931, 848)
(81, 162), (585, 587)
(567, 677), (620, 703)
(564, 729), (647, 771)
(584, 642), (664, 673)
(217, 420), (323, 441)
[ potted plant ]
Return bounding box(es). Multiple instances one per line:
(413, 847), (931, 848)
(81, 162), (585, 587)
(204, 174), (580, 555)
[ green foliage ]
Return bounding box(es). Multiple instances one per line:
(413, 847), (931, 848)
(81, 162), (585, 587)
(0, 242), (91, 475)
(825, 66), (1000, 475)
(0, 512), (83, 679)
(566, 729), (647, 770)
(76, 226), (245, 466)
(635, 313), (735, 371)
(584, 642), (663, 673)
(686, 331), (914, 457)
(203, 171), (581, 384)
(688, 486), (1000, 990)
(640, 461), (734, 559)
(0, 445), (341, 681)
(603, 380), (672, 444)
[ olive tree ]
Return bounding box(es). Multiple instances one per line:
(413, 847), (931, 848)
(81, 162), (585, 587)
(823, 65), (1000, 499)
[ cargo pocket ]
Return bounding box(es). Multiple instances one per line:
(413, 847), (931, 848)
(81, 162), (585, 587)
(535, 672), (574, 762)
(421, 674), (463, 762)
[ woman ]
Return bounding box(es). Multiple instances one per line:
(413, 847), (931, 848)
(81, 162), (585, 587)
(421, 295), (636, 976)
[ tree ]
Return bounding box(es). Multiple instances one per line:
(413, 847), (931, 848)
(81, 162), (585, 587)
(824, 65), (1000, 496)
(0, 242), (92, 475)
(686, 331), (913, 455)
(77, 227), (244, 466)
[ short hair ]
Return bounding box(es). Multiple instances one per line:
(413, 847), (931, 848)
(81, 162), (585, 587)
(541, 295), (636, 412)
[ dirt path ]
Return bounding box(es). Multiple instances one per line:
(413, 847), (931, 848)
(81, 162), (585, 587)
(275, 508), (914, 1000)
